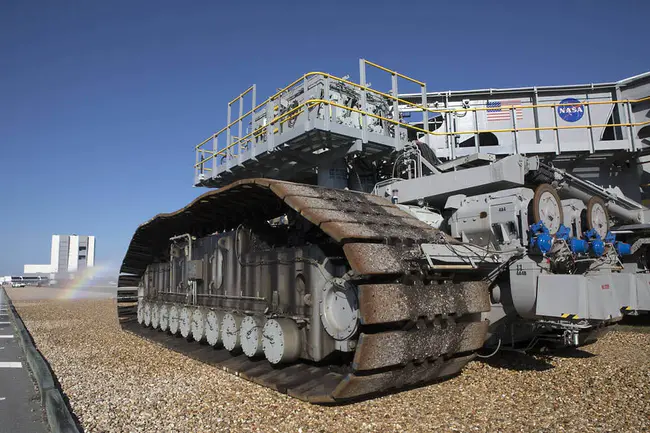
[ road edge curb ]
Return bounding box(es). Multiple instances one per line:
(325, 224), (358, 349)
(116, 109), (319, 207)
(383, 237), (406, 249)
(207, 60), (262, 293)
(2, 288), (81, 433)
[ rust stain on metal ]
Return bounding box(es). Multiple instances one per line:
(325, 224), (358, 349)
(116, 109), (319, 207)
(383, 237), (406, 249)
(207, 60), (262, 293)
(359, 281), (491, 325)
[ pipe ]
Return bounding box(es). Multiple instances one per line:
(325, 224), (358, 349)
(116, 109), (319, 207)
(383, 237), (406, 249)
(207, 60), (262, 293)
(169, 234), (193, 302)
(557, 184), (644, 223)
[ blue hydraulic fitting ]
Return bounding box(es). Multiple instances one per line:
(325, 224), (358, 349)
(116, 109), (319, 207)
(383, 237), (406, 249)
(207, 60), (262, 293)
(554, 224), (588, 254)
(584, 228), (605, 257)
(601, 231), (632, 256)
(529, 221), (553, 254)
(555, 224), (571, 241)
(590, 239), (605, 257)
(534, 233), (553, 254)
(584, 228), (599, 240)
(529, 221), (547, 236)
(569, 238), (589, 254)
(615, 242), (631, 256)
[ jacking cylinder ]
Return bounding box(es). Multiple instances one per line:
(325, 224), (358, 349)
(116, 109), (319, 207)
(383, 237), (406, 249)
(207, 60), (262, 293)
(569, 238), (589, 254)
(615, 242), (632, 256)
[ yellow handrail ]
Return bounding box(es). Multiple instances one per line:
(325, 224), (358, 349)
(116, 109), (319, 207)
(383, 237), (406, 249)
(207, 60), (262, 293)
(408, 95), (650, 114)
(196, 67), (650, 151)
(194, 71), (444, 150)
(363, 59), (425, 86)
(195, 60), (650, 174)
(228, 85), (255, 106)
(195, 96), (650, 169)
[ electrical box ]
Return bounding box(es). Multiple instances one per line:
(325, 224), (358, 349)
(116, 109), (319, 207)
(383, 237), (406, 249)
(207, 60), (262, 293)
(187, 260), (203, 280)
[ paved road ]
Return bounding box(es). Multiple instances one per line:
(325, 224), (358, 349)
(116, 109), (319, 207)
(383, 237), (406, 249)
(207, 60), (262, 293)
(0, 292), (48, 433)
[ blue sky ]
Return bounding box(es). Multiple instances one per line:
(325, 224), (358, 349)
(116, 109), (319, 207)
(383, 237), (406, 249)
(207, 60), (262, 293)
(1, 0), (648, 275)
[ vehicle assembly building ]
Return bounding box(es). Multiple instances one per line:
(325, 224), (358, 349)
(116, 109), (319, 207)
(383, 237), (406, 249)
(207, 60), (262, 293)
(24, 234), (96, 278)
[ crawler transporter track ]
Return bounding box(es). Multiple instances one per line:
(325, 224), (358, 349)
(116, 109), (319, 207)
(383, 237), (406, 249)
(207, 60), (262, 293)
(117, 179), (490, 403)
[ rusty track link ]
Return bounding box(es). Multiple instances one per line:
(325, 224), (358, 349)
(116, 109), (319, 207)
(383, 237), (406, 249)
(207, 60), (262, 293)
(117, 179), (490, 403)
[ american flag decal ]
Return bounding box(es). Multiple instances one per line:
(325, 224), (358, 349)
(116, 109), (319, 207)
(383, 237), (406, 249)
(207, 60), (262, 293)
(487, 99), (524, 122)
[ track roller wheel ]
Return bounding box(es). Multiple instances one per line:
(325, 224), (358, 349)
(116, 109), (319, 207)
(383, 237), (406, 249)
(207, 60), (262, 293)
(241, 316), (265, 357)
(137, 301), (144, 325)
(159, 304), (169, 332)
(180, 306), (192, 339)
(191, 308), (206, 342)
(205, 310), (223, 346)
(143, 302), (152, 327)
(169, 305), (180, 335)
(151, 303), (160, 329)
(262, 318), (301, 365)
(222, 313), (243, 351)
(532, 183), (564, 234)
(584, 196), (609, 238)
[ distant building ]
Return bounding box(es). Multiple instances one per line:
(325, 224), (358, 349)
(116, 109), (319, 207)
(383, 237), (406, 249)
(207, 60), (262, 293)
(24, 235), (96, 279)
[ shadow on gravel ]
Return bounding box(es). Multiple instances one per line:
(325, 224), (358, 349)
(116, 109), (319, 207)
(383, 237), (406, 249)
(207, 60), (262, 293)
(478, 351), (555, 372)
(550, 347), (596, 359)
(619, 314), (650, 327)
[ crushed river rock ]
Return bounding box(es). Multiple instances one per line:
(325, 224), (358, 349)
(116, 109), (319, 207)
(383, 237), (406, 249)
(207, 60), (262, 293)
(6, 295), (650, 433)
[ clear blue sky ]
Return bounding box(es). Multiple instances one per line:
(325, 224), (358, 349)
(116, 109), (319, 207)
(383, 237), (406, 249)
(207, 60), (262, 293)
(1, 0), (648, 275)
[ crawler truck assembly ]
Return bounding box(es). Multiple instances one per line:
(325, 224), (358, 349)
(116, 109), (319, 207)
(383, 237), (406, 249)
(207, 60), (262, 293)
(118, 60), (650, 402)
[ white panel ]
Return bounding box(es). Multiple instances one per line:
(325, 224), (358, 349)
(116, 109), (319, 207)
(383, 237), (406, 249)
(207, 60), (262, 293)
(24, 264), (54, 274)
(87, 236), (95, 267)
(68, 235), (79, 273)
(50, 235), (60, 272)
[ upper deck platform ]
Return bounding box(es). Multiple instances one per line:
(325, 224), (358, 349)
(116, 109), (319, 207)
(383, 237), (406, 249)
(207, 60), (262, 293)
(194, 60), (650, 188)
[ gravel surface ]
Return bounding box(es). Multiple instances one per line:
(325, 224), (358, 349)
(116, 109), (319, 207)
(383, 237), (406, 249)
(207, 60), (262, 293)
(6, 290), (650, 433)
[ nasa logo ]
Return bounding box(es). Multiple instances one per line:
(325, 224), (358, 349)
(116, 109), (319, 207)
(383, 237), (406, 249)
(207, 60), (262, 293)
(557, 98), (584, 122)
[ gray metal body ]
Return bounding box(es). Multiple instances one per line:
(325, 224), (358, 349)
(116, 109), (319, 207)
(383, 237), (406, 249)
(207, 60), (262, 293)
(141, 229), (355, 362)
(191, 60), (650, 350)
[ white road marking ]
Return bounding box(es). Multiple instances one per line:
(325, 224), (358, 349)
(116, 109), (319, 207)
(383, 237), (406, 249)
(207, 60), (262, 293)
(0, 397), (5, 401)
(0, 362), (22, 368)
(0, 335), (13, 339)
(0, 322), (10, 325)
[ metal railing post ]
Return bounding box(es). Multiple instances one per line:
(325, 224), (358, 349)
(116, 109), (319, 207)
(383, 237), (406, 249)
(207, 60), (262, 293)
(626, 101), (637, 151)
(195, 147), (199, 182)
(445, 93), (453, 159)
(473, 108), (480, 153)
(533, 87), (541, 144)
(265, 96), (274, 152)
(392, 73), (400, 150)
(585, 96), (595, 153)
(421, 83), (429, 147)
(237, 95), (244, 164)
(226, 102), (232, 164)
(251, 84), (256, 155)
(212, 136), (218, 173)
(511, 106), (519, 154)
(553, 104), (560, 155)
(303, 75), (309, 125)
(359, 59), (368, 144)
(324, 75), (331, 131)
